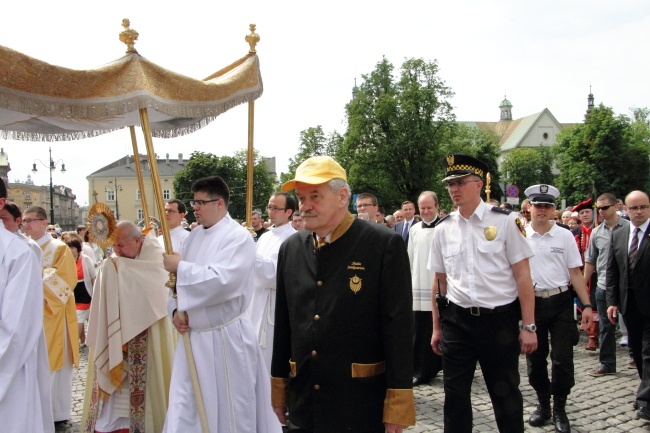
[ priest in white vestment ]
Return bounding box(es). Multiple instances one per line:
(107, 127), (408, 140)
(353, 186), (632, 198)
(163, 175), (280, 433)
(81, 222), (175, 433)
(23, 205), (79, 424)
(0, 185), (54, 433)
(249, 192), (296, 372)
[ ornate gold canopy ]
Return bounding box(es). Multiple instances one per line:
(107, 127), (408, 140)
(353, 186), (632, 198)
(0, 23), (263, 141)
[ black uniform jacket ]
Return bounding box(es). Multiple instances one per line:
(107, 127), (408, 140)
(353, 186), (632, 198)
(271, 213), (415, 432)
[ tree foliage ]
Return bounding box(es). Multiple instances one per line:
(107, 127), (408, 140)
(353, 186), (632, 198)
(442, 124), (502, 210)
(501, 147), (555, 201)
(173, 150), (276, 223)
(337, 57), (456, 213)
(553, 104), (650, 205)
(280, 126), (342, 185)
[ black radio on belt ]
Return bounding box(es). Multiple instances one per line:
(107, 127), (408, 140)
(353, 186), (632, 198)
(435, 293), (448, 311)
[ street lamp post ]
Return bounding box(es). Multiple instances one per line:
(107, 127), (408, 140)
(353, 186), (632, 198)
(32, 146), (66, 225)
(105, 178), (123, 219)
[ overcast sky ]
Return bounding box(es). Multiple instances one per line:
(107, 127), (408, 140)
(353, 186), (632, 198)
(2, 0), (649, 206)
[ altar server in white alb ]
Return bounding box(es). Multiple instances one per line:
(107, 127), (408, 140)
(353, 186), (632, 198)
(158, 199), (190, 253)
(162, 175), (280, 433)
(0, 178), (54, 433)
(250, 192), (297, 371)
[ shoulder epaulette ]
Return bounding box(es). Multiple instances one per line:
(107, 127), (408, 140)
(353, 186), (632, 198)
(434, 215), (450, 227)
(491, 206), (511, 215)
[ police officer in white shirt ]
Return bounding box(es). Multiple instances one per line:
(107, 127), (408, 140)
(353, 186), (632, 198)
(429, 154), (537, 433)
(523, 184), (592, 433)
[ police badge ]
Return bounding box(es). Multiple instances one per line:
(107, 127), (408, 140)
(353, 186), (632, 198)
(515, 218), (527, 237)
(484, 226), (497, 241)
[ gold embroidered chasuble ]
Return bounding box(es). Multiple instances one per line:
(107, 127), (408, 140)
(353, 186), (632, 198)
(41, 238), (79, 371)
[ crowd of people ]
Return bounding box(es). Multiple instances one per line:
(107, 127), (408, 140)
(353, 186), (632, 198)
(1, 151), (650, 433)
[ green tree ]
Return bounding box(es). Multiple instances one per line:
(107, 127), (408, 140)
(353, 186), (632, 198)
(280, 126), (343, 185)
(173, 150), (276, 223)
(339, 56), (455, 212)
(501, 147), (555, 201)
(442, 124), (502, 210)
(553, 104), (650, 204)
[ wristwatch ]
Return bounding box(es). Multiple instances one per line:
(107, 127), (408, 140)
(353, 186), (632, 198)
(521, 323), (537, 332)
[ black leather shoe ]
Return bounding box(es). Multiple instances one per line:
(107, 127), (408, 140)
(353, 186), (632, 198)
(553, 409), (571, 433)
(636, 407), (650, 421)
(528, 404), (551, 427)
(412, 376), (430, 386)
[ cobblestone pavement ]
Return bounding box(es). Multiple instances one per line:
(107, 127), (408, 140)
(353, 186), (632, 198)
(57, 333), (647, 432)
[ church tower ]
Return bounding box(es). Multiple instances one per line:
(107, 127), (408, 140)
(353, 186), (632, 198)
(499, 96), (513, 121)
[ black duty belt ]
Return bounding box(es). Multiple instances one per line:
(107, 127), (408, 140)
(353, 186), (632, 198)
(448, 299), (519, 317)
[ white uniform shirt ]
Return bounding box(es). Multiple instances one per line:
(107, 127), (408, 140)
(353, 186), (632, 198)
(428, 201), (534, 309)
(525, 222), (582, 290)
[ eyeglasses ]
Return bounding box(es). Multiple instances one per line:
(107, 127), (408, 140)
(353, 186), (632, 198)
(596, 204), (614, 211)
(23, 218), (46, 224)
(190, 198), (221, 207)
(628, 205), (650, 212)
(444, 179), (480, 189)
(47, 228), (57, 231)
(356, 203), (375, 208)
(554, 217), (560, 221)
(164, 209), (179, 214)
(266, 206), (287, 212)
(521, 210), (531, 215)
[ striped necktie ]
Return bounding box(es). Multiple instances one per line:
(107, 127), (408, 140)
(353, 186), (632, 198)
(629, 227), (641, 269)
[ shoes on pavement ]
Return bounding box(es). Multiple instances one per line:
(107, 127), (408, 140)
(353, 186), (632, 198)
(413, 376), (431, 386)
(629, 358), (637, 369)
(528, 404), (551, 427)
(588, 366), (615, 377)
(620, 336), (629, 346)
(636, 407), (650, 421)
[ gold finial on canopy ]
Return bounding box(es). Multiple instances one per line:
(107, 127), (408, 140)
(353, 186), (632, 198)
(119, 18), (139, 54)
(245, 24), (260, 53)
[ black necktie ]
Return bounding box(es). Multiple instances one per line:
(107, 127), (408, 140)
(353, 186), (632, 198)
(402, 222), (409, 240)
(629, 227), (641, 269)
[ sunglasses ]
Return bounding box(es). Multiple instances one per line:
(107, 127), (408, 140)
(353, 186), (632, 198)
(596, 205), (614, 211)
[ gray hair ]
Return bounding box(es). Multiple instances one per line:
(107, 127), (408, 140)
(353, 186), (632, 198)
(117, 221), (143, 240)
(329, 178), (351, 205)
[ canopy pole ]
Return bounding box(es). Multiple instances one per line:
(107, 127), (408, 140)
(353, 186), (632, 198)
(138, 107), (209, 433)
(246, 100), (255, 228)
(129, 126), (151, 225)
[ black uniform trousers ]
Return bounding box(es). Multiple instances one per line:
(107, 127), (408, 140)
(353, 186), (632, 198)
(413, 311), (442, 381)
(440, 300), (523, 433)
(526, 290), (579, 397)
(622, 289), (650, 407)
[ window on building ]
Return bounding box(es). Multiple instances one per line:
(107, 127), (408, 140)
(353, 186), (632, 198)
(24, 192), (31, 200)
(137, 209), (144, 220)
(136, 189), (141, 200)
(107, 190), (115, 201)
(163, 189), (171, 200)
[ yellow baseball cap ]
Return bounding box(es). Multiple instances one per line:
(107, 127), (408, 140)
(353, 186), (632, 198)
(281, 156), (347, 191)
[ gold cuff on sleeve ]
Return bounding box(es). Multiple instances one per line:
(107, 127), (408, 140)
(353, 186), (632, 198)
(383, 388), (416, 426)
(271, 376), (289, 407)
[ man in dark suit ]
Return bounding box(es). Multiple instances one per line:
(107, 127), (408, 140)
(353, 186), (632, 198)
(606, 190), (650, 420)
(271, 156), (415, 433)
(394, 201), (416, 246)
